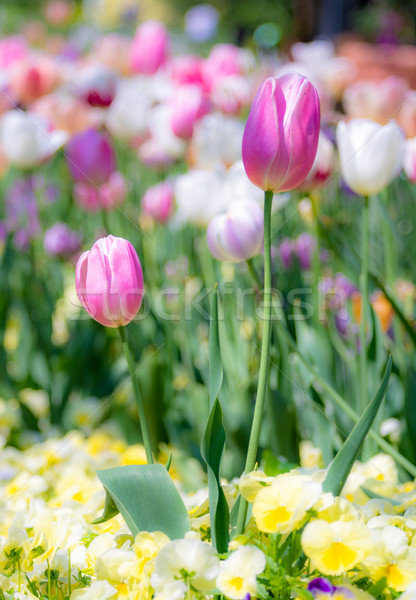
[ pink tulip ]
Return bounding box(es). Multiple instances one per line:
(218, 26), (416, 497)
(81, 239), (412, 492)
(66, 129), (115, 186)
(142, 181), (174, 223)
(343, 76), (408, 125)
(76, 235), (143, 328)
(170, 84), (210, 139)
(130, 20), (169, 75)
(202, 44), (241, 93)
(0, 36), (27, 69)
(207, 201), (263, 262)
(9, 57), (60, 105)
(74, 171), (127, 212)
(169, 55), (204, 87)
(242, 73), (320, 193)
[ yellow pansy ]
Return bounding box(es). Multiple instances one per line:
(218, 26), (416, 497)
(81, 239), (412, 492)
(253, 473), (322, 534)
(301, 518), (373, 575)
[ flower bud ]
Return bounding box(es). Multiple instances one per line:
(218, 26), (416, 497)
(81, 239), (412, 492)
(66, 129), (115, 186)
(141, 181), (174, 224)
(207, 201), (263, 262)
(242, 73), (320, 193)
(75, 235), (143, 328)
(336, 118), (405, 196)
(130, 21), (169, 75)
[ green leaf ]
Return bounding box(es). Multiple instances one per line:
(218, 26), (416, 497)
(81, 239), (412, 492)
(361, 487), (401, 506)
(323, 355), (392, 496)
(93, 464), (190, 539)
(201, 286), (229, 552)
(92, 491), (119, 524)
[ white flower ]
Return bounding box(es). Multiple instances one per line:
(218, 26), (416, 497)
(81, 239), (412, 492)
(71, 580), (117, 600)
(94, 545), (135, 584)
(191, 113), (244, 169)
(216, 545), (266, 599)
(106, 77), (153, 141)
(336, 118), (405, 196)
(399, 581), (416, 600)
(174, 166), (227, 227)
(151, 538), (220, 599)
(0, 110), (67, 168)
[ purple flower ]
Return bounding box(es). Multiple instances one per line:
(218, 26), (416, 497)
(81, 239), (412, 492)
(294, 232), (315, 271)
(5, 176), (40, 249)
(308, 578), (335, 595)
(44, 223), (82, 257)
(278, 238), (295, 270)
(185, 4), (219, 43)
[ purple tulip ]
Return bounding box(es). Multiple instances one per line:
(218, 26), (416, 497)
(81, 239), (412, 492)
(242, 73), (320, 192)
(66, 129), (115, 186)
(294, 232), (315, 271)
(207, 201), (263, 262)
(278, 238), (295, 270)
(44, 223), (81, 257)
(75, 235), (143, 328)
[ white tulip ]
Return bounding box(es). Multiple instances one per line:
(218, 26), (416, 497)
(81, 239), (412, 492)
(336, 118), (405, 196)
(174, 166), (227, 227)
(0, 110), (67, 168)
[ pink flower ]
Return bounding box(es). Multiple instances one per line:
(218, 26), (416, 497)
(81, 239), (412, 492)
(73, 171), (127, 213)
(66, 129), (115, 186)
(130, 20), (169, 75)
(207, 201), (263, 262)
(9, 57), (60, 105)
(75, 235), (143, 328)
(170, 84), (210, 139)
(142, 181), (174, 223)
(75, 64), (118, 108)
(242, 73), (320, 193)
(169, 55), (204, 87)
(343, 76), (408, 125)
(202, 44), (241, 92)
(298, 131), (334, 191)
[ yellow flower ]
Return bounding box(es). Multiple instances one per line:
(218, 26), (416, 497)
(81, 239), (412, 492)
(362, 525), (416, 591)
(239, 470), (275, 503)
(253, 473), (322, 534)
(301, 518), (373, 575)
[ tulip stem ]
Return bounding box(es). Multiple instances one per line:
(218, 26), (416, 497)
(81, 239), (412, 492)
(119, 326), (154, 464)
(235, 190), (273, 535)
(359, 196), (369, 413)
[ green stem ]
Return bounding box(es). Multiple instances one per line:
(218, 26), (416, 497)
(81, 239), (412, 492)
(359, 196), (369, 413)
(119, 325), (154, 464)
(235, 190), (273, 534)
(245, 262), (416, 478)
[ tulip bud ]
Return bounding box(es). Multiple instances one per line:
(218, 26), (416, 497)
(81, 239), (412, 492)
(207, 201), (263, 262)
(336, 118), (405, 196)
(75, 235), (143, 328)
(130, 21), (169, 75)
(66, 129), (115, 186)
(242, 73), (321, 193)
(141, 181), (174, 224)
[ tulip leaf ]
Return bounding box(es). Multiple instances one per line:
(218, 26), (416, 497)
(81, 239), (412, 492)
(201, 286), (229, 553)
(93, 464), (191, 539)
(323, 355), (392, 496)
(361, 486), (401, 506)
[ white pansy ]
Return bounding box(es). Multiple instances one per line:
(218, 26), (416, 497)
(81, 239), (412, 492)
(216, 545), (266, 599)
(151, 538), (220, 599)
